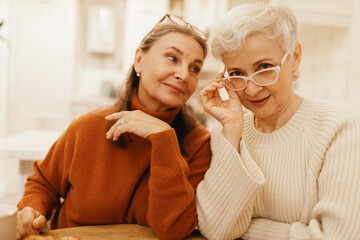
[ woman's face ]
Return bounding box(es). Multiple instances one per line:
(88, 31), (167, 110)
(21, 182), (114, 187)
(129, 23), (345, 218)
(134, 32), (205, 112)
(223, 33), (301, 120)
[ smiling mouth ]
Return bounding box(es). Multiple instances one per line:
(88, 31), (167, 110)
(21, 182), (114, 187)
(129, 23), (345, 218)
(251, 96), (269, 102)
(249, 96), (270, 106)
(164, 83), (184, 94)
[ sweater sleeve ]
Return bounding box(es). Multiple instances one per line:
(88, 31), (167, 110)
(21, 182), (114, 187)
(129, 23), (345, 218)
(196, 125), (265, 240)
(17, 129), (74, 220)
(146, 127), (211, 240)
(242, 109), (360, 240)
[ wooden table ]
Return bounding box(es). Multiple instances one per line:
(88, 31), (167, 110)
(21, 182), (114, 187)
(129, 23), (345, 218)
(42, 224), (206, 239)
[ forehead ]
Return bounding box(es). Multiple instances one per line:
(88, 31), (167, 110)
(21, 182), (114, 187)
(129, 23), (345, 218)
(244, 33), (282, 51)
(223, 33), (283, 63)
(150, 32), (204, 59)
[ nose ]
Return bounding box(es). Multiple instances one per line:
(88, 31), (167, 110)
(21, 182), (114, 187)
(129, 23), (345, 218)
(244, 80), (263, 96)
(174, 64), (189, 81)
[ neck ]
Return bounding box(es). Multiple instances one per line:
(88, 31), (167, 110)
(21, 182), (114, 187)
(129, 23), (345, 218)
(131, 89), (182, 125)
(137, 87), (172, 112)
(254, 93), (303, 133)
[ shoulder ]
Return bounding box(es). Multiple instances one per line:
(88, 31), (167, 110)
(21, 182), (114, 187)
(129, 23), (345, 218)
(303, 98), (360, 128)
(298, 98), (360, 147)
(66, 106), (117, 136)
(70, 106), (115, 126)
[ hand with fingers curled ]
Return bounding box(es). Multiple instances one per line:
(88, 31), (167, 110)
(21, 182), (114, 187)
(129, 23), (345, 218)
(17, 207), (47, 239)
(105, 110), (172, 141)
(199, 72), (244, 143)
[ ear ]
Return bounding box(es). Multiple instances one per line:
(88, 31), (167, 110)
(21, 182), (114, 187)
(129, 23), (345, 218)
(134, 48), (143, 73)
(292, 42), (302, 71)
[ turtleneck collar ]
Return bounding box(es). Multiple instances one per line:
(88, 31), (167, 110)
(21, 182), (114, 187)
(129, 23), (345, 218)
(131, 90), (182, 125)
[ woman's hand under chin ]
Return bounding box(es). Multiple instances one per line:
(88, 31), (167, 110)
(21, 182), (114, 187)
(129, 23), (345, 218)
(105, 110), (171, 140)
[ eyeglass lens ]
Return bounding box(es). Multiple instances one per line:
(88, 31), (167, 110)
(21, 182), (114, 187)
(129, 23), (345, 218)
(167, 15), (188, 26)
(225, 68), (278, 90)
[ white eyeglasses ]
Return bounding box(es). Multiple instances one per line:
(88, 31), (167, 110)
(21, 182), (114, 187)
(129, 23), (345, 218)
(222, 52), (289, 91)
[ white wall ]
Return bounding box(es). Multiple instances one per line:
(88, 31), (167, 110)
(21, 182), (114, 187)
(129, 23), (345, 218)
(296, 25), (349, 102)
(347, 0), (360, 110)
(122, 0), (168, 72)
(0, 0), (77, 199)
(0, 0), (11, 198)
(7, 0), (77, 134)
(0, 0), (10, 138)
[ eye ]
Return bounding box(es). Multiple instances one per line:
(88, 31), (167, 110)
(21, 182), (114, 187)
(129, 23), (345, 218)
(190, 65), (201, 74)
(229, 71), (244, 76)
(167, 55), (177, 63)
(258, 63), (273, 70)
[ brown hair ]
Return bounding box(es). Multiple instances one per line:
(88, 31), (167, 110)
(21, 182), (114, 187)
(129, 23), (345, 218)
(111, 23), (208, 155)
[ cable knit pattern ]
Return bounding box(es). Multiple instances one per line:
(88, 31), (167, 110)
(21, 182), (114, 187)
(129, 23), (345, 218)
(196, 98), (360, 240)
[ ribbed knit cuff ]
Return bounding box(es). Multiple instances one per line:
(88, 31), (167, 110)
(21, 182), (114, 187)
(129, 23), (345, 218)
(242, 218), (290, 240)
(147, 128), (185, 167)
(17, 195), (52, 219)
(242, 218), (310, 240)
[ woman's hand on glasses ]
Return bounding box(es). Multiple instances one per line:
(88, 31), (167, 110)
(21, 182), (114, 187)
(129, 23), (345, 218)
(199, 73), (244, 150)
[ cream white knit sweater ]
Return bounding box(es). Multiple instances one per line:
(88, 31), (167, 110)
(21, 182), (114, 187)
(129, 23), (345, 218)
(196, 98), (360, 240)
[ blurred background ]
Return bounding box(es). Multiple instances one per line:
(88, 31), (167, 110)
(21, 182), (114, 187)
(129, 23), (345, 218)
(0, 0), (360, 203)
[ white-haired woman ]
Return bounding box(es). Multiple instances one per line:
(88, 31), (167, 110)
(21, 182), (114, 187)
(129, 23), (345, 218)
(196, 3), (360, 240)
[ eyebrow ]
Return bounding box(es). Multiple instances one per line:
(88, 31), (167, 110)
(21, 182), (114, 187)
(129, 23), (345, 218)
(227, 57), (275, 72)
(165, 46), (203, 64)
(253, 57), (274, 66)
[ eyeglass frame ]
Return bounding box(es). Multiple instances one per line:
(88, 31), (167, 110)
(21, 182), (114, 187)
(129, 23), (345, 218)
(222, 52), (289, 91)
(150, 14), (207, 40)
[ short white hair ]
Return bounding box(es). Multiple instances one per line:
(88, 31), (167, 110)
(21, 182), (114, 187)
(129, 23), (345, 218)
(211, 3), (299, 60)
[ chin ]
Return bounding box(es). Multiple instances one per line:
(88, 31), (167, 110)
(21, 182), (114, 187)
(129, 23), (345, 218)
(162, 96), (187, 107)
(159, 101), (182, 110)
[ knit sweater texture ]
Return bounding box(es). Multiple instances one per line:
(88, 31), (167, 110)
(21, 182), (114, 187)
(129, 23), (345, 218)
(196, 98), (360, 240)
(18, 93), (211, 240)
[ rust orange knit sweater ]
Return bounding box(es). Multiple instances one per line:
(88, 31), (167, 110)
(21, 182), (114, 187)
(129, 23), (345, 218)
(17, 93), (211, 240)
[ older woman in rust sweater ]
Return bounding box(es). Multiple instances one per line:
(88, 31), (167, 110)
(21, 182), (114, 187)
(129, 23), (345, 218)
(17, 14), (210, 240)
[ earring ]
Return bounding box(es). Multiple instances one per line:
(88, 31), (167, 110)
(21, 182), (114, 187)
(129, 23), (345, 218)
(136, 72), (141, 77)
(292, 70), (300, 81)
